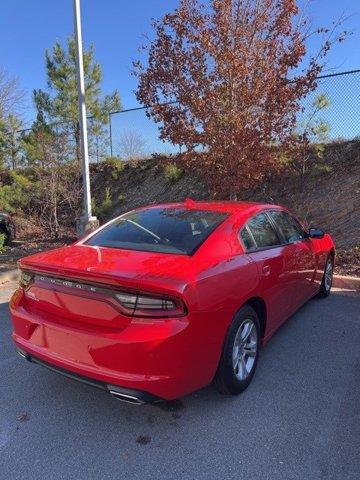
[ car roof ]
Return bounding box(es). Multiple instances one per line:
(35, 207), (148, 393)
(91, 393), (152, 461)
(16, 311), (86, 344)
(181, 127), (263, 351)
(136, 200), (283, 216)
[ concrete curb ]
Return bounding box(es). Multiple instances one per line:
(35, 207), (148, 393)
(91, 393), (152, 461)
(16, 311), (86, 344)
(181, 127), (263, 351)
(0, 269), (19, 285)
(332, 274), (360, 292)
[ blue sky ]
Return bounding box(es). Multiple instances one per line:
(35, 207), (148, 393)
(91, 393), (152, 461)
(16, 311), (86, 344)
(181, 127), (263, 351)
(0, 0), (359, 153)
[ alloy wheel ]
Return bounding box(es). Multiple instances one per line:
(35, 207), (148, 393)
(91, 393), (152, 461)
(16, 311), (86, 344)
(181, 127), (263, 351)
(232, 319), (258, 381)
(324, 258), (333, 291)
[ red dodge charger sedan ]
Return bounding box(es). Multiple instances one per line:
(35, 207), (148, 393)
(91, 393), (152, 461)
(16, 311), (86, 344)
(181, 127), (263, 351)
(10, 201), (335, 404)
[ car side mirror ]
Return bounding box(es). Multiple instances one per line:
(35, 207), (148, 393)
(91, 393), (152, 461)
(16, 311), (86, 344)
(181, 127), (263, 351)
(308, 227), (325, 239)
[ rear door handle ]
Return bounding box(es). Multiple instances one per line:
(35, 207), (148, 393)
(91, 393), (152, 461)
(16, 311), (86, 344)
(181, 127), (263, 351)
(262, 265), (271, 277)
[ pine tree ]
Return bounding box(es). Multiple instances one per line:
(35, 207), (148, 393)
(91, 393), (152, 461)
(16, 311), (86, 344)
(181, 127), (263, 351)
(0, 113), (22, 169)
(33, 36), (121, 163)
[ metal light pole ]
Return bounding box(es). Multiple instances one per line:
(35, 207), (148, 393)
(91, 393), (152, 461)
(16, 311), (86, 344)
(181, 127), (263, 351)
(73, 0), (98, 235)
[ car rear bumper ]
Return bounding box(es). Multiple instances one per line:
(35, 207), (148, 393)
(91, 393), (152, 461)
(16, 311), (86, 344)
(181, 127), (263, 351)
(10, 288), (220, 401)
(11, 322), (195, 402)
(16, 349), (163, 404)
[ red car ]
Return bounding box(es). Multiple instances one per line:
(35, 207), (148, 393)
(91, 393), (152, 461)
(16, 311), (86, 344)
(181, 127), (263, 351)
(10, 201), (334, 404)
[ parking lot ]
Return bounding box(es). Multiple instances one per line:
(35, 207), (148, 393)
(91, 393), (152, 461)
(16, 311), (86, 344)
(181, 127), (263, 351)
(1, 283), (359, 480)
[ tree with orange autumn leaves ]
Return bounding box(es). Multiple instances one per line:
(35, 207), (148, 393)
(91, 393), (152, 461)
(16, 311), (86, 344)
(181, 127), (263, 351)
(134, 0), (347, 197)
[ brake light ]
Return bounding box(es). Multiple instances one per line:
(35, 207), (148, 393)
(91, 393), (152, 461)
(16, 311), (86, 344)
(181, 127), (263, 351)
(115, 292), (186, 317)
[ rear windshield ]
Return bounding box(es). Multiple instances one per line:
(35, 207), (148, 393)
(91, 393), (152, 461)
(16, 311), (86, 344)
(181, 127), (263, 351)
(85, 207), (229, 255)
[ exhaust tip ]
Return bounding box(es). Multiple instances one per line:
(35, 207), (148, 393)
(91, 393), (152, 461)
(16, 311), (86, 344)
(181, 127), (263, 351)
(108, 390), (145, 405)
(17, 349), (29, 360)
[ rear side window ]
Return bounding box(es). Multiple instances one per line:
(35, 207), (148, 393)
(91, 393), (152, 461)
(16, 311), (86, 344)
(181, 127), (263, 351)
(269, 210), (306, 243)
(241, 212), (281, 250)
(86, 207), (228, 255)
(240, 227), (256, 251)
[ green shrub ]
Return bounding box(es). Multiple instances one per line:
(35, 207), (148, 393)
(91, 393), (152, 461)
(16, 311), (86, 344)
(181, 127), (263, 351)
(117, 193), (126, 204)
(103, 156), (125, 173)
(164, 163), (183, 183)
(313, 163), (333, 173)
(0, 171), (32, 213)
(277, 151), (293, 166)
(0, 233), (7, 254)
(93, 187), (113, 219)
(139, 161), (150, 171)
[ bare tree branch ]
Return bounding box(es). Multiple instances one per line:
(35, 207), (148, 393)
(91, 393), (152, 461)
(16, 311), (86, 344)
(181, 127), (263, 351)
(0, 68), (26, 118)
(118, 129), (148, 163)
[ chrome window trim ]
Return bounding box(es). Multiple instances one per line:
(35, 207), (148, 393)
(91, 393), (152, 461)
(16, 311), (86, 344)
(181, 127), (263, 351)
(239, 209), (284, 253)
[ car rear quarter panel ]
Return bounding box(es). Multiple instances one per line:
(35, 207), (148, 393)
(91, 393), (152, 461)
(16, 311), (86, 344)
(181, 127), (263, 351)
(311, 233), (335, 284)
(180, 251), (260, 386)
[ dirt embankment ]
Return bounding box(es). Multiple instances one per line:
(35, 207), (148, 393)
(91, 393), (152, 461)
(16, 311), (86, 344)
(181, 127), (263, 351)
(92, 140), (359, 246)
(2, 140), (359, 275)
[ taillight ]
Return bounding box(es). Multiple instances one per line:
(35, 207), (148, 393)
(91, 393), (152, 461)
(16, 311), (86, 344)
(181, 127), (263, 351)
(115, 292), (186, 318)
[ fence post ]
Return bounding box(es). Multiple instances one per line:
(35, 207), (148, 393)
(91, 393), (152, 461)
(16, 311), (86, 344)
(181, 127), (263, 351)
(109, 113), (113, 157)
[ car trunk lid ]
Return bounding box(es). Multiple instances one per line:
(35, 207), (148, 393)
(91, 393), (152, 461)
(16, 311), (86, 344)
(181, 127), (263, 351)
(18, 244), (193, 329)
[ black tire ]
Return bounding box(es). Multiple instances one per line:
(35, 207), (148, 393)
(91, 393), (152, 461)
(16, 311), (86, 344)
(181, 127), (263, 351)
(318, 255), (334, 298)
(0, 226), (9, 246)
(215, 305), (260, 395)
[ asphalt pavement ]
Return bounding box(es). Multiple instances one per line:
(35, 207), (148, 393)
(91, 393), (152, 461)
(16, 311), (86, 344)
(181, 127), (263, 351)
(0, 282), (359, 480)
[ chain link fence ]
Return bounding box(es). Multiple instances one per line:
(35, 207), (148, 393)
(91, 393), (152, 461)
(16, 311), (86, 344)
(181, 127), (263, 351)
(5, 68), (360, 165)
(109, 69), (360, 159)
(298, 69), (360, 141)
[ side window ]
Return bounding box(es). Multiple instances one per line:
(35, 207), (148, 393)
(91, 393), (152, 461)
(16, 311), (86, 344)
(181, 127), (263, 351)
(289, 214), (307, 238)
(270, 210), (306, 243)
(246, 212), (281, 249)
(240, 226), (256, 251)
